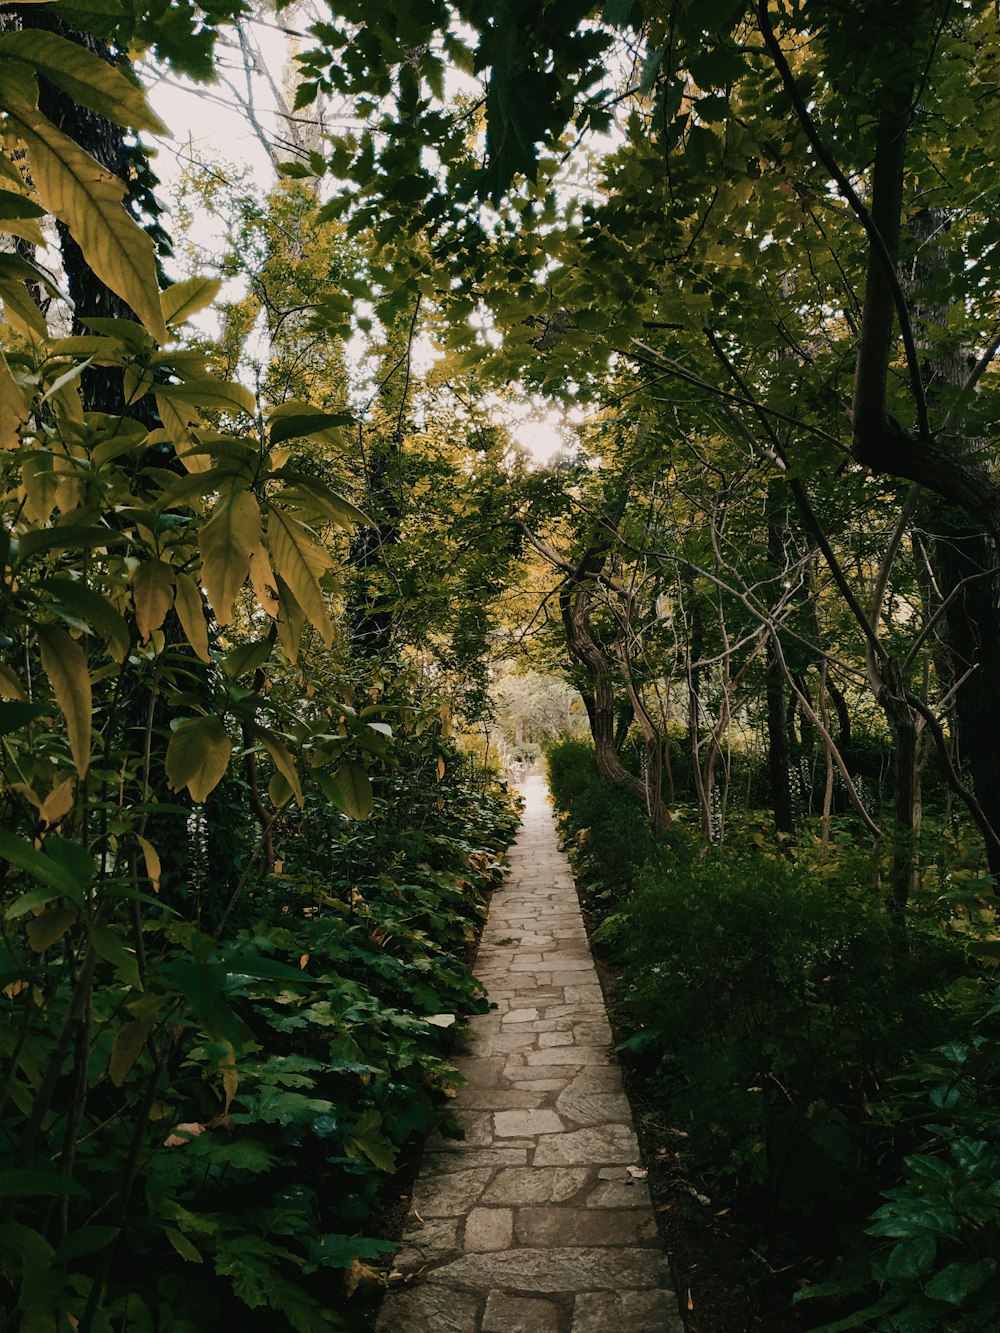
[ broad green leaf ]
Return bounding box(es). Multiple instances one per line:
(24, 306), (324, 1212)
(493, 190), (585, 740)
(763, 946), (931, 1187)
(0, 830), (83, 911)
(260, 730), (303, 807)
(37, 624), (91, 778)
(274, 469), (371, 529)
(0, 187), (44, 221)
(0, 662), (25, 698)
(165, 715), (233, 803)
(267, 403), (354, 446)
(164, 1226), (203, 1264)
(198, 487), (261, 624)
(123, 359), (153, 403)
(266, 508), (334, 645)
(0, 31), (166, 132)
(220, 639), (272, 678)
(156, 376), (255, 417)
(0, 1171), (86, 1197)
(0, 700), (46, 730)
(108, 1014), (154, 1086)
(173, 571), (210, 662)
(90, 924), (142, 990)
(0, 64), (169, 342)
(135, 834), (161, 893)
(18, 524), (122, 559)
(0, 267), (47, 337)
(346, 1109), (396, 1171)
(26, 906), (77, 952)
(161, 276), (221, 326)
(330, 761), (373, 820)
(39, 577), (130, 656)
(52, 1226), (120, 1264)
(132, 559), (175, 641)
(924, 1259), (997, 1305)
(39, 777), (75, 826)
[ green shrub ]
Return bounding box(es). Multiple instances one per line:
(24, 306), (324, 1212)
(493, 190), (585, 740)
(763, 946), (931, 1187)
(610, 855), (966, 1217)
(798, 988), (1000, 1332)
(546, 737), (685, 902)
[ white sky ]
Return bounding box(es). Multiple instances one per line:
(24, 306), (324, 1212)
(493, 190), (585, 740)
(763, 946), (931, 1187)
(141, 21), (577, 467)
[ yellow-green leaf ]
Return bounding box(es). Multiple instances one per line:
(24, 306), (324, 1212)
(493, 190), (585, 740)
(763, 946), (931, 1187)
(39, 777), (75, 826)
(0, 32), (167, 133)
(156, 376), (255, 417)
(161, 276), (221, 327)
(274, 576), (305, 664)
(135, 834), (161, 894)
(0, 64), (169, 343)
(123, 360), (153, 404)
(173, 571), (210, 662)
(165, 715), (232, 803)
(261, 731), (303, 807)
(108, 1017), (152, 1086)
(132, 559), (175, 642)
(26, 905), (76, 953)
(37, 625), (91, 778)
(0, 347), (28, 450)
(332, 761), (373, 820)
(0, 662), (25, 699)
(266, 508), (334, 646)
(198, 487), (261, 624)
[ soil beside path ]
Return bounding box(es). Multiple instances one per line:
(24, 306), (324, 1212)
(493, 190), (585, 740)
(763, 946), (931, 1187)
(376, 775), (685, 1333)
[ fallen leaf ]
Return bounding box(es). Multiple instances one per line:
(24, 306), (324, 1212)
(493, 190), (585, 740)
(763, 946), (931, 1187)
(164, 1122), (205, 1147)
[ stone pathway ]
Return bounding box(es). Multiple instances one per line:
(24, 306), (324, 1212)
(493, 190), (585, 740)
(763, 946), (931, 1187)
(376, 776), (685, 1333)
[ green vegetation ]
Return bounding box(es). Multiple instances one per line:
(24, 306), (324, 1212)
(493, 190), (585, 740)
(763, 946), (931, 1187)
(548, 736), (1000, 1329)
(2, 0), (1000, 1327)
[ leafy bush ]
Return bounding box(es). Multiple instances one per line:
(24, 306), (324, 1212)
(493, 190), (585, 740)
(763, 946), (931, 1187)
(546, 737), (683, 901)
(611, 856), (965, 1216)
(548, 738), (967, 1229)
(798, 990), (1000, 1332)
(0, 743), (520, 1332)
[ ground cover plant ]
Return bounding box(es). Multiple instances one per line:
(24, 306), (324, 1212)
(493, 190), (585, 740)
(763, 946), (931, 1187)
(547, 736), (1000, 1330)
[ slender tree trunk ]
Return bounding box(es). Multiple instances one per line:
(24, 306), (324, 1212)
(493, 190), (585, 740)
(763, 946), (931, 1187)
(765, 489), (794, 834)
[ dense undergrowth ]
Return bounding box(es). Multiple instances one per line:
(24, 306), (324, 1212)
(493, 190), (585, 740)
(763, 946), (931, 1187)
(0, 723), (520, 1333)
(547, 737), (1000, 1333)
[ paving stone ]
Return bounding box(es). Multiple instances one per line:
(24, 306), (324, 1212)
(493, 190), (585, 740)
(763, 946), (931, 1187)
(394, 1216), (462, 1266)
(525, 1046), (612, 1066)
(377, 1283), (482, 1332)
(534, 1124), (641, 1166)
(482, 1166), (590, 1205)
(465, 1207), (513, 1252)
(571, 1289), (687, 1332)
(432, 1245), (669, 1293)
(585, 1177), (652, 1208)
(539, 1031), (575, 1048)
(556, 1089), (633, 1126)
(482, 1292), (562, 1333)
(495, 1108), (565, 1136)
(459, 1088), (548, 1111)
(409, 1166), (493, 1216)
(515, 1206), (659, 1247)
(423, 1147), (529, 1171)
(501, 1007), (540, 1023)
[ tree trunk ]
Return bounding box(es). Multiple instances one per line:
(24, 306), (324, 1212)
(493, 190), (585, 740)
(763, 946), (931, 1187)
(765, 490), (795, 834)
